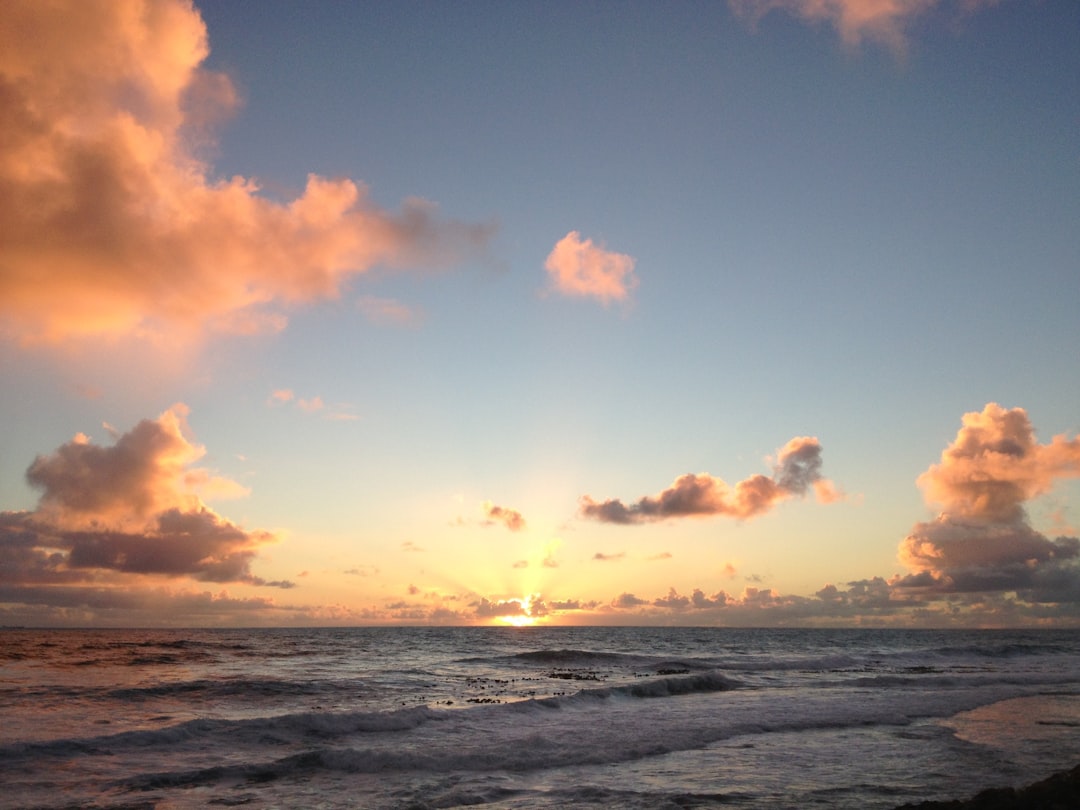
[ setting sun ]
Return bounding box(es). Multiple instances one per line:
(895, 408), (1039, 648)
(498, 614), (537, 627)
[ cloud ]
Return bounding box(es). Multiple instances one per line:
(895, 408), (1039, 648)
(473, 597), (528, 619)
(610, 592), (648, 609)
(357, 295), (423, 327)
(269, 389), (358, 421)
(24, 404), (245, 528)
(544, 231), (637, 305)
(728, 0), (999, 53)
(580, 436), (838, 524)
(894, 404), (1080, 600)
(269, 389), (295, 405)
(0, 0), (492, 346)
(593, 551), (626, 562)
(0, 406), (286, 596)
(481, 501), (526, 532)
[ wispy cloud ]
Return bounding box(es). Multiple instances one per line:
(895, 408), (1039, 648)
(728, 0), (999, 53)
(593, 551), (626, 562)
(268, 389), (358, 421)
(580, 437), (839, 524)
(544, 231), (637, 306)
(357, 295), (423, 327)
(0, 0), (492, 346)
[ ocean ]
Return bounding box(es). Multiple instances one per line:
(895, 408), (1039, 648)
(1, 627), (1078, 809)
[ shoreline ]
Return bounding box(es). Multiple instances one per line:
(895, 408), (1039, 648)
(896, 763), (1080, 809)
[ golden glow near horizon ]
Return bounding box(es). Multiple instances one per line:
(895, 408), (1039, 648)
(1, 1), (1079, 629)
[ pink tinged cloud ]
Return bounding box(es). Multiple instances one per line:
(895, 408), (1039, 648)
(0, 0), (492, 345)
(0, 405), (287, 589)
(357, 295), (423, 327)
(544, 231), (637, 305)
(580, 436), (838, 524)
(728, 0), (994, 52)
(895, 404), (1080, 598)
(482, 501), (526, 532)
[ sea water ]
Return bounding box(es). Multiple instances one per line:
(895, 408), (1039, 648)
(1, 627), (1078, 809)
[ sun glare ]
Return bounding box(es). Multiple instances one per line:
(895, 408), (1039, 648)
(499, 614), (536, 627)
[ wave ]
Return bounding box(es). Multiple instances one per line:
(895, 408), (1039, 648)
(105, 676), (360, 702)
(0, 705), (442, 763)
(552, 670), (740, 702)
(1, 670), (738, 767)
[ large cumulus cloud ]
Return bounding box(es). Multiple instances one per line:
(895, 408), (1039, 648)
(0, 0), (492, 345)
(0, 406), (288, 594)
(580, 436), (839, 524)
(894, 403), (1080, 601)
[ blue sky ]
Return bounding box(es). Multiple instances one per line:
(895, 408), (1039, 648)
(1, 0), (1078, 626)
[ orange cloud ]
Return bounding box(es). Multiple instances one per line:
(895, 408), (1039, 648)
(269, 389), (357, 421)
(0, 406), (286, 590)
(357, 295), (423, 327)
(580, 436), (837, 524)
(728, 0), (995, 51)
(896, 404), (1080, 598)
(481, 501), (527, 532)
(0, 0), (492, 346)
(544, 231), (637, 305)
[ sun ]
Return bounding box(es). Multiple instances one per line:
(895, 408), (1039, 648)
(498, 614), (536, 627)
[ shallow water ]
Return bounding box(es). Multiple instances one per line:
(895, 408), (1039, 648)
(1, 627), (1078, 808)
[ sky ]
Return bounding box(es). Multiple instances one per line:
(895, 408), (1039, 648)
(1, 0), (1079, 628)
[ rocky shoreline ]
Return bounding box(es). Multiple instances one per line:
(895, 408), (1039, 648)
(895, 763), (1080, 809)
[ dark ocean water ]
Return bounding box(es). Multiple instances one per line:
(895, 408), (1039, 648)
(1, 627), (1078, 809)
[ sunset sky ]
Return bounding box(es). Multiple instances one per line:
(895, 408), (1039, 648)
(2, 0), (1079, 627)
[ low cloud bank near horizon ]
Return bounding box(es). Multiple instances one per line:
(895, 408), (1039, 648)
(0, 406), (290, 622)
(0, 0), (491, 346)
(580, 436), (840, 524)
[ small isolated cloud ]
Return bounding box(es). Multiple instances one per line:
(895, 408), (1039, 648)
(0, 406), (286, 600)
(728, 0), (998, 53)
(344, 565), (379, 577)
(894, 403), (1080, 601)
(357, 295), (423, 327)
(481, 501), (527, 532)
(593, 551), (626, 562)
(580, 436), (838, 524)
(649, 552), (673, 561)
(401, 541), (425, 553)
(75, 383), (103, 400)
(544, 231), (637, 305)
(722, 562), (738, 578)
(269, 389), (358, 421)
(0, 0), (492, 346)
(512, 559), (529, 569)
